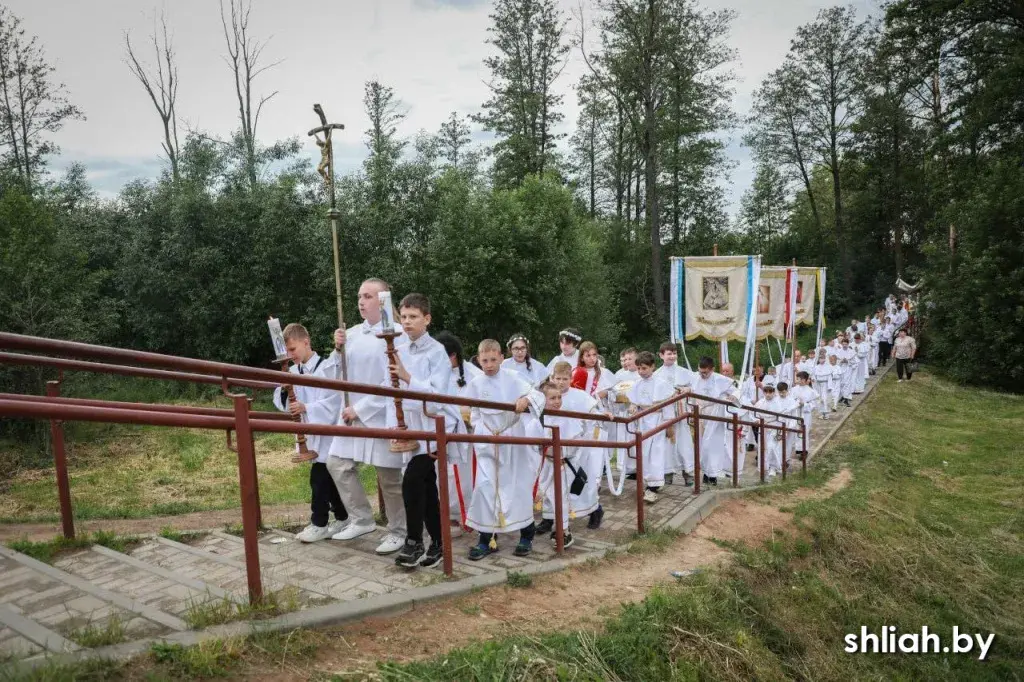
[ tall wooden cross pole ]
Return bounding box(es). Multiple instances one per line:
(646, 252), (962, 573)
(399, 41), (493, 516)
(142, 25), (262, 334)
(308, 105), (350, 406)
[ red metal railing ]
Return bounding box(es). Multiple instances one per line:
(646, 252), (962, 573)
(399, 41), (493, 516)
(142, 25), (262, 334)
(0, 333), (806, 604)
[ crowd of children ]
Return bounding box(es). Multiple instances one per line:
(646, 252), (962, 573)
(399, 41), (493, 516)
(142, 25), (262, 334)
(274, 278), (909, 569)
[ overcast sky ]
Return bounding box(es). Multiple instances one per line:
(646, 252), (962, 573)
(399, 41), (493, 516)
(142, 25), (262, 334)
(10, 0), (877, 216)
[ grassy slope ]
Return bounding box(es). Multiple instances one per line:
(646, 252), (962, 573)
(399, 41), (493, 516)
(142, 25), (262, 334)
(377, 371), (1023, 681)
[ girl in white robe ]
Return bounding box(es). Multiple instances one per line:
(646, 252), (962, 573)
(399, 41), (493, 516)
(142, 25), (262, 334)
(836, 339), (856, 405)
(812, 354), (833, 419)
(435, 331), (483, 531)
(531, 383), (581, 547)
(611, 349), (640, 475)
(692, 361), (739, 485)
(790, 372), (819, 455)
(828, 355), (843, 411)
(775, 382), (800, 467)
(501, 333), (550, 386)
(853, 334), (870, 393)
(654, 349), (696, 484)
(570, 342), (614, 529)
(464, 348), (545, 559)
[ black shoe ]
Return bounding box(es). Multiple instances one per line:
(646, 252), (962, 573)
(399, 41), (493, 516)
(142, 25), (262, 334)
(419, 543), (443, 568)
(702, 474), (709, 483)
(682, 472), (693, 486)
(513, 539), (532, 557)
(395, 540), (425, 568)
(551, 531), (575, 548)
(626, 473), (637, 480)
(536, 518), (554, 534)
(711, 477), (719, 486)
(665, 473), (674, 485)
(587, 506), (604, 530)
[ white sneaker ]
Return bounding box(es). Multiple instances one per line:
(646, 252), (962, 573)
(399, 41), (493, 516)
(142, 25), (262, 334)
(375, 533), (405, 555)
(327, 519), (349, 537)
(898, 379), (904, 383)
(295, 524), (334, 543)
(331, 521), (376, 541)
(643, 489), (659, 504)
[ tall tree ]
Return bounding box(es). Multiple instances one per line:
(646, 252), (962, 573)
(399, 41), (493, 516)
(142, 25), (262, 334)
(740, 162), (789, 256)
(568, 76), (609, 217)
(0, 7), (83, 192)
(124, 13), (181, 182)
(436, 111), (472, 170)
(219, 0), (279, 190)
(475, 0), (570, 188)
(789, 5), (871, 302)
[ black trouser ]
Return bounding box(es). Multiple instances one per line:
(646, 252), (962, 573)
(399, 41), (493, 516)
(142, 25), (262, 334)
(310, 461), (347, 527)
(403, 453), (441, 546)
(879, 341), (892, 365)
(479, 522), (536, 547)
(896, 358), (914, 380)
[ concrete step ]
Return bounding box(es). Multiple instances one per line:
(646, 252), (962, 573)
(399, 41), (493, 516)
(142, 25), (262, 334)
(0, 545), (183, 659)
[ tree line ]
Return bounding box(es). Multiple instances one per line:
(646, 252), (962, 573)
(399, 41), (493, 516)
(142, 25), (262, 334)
(1, 0), (1021, 431)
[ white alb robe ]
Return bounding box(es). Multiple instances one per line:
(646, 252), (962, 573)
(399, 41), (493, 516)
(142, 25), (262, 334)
(272, 352), (342, 464)
(812, 362), (833, 417)
(754, 396), (784, 477)
(546, 351), (580, 373)
(610, 368), (640, 473)
(464, 370), (545, 533)
(692, 372), (739, 479)
(328, 321), (408, 468)
(532, 413), (580, 529)
(654, 364), (696, 474)
(853, 342), (870, 393)
(445, 361), (483, 523)
(559, 387), (602, 516)
(835, 348), (855, 399)
(626, 376), (674, 488)
(790, 384), (817, 453)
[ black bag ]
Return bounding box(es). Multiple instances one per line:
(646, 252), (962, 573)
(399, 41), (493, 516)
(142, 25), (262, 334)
(908, 360), (919, 374)
(565, 460), (588, 496)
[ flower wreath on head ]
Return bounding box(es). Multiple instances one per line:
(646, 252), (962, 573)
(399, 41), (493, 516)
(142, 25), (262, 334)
(559, 329), (582, 343)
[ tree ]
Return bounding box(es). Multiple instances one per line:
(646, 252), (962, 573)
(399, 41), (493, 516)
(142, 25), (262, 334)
(436, 111), (472, 170)
(475, 0), (570, 188)
(125, 13), (181, 182)
(740, 162), (789, 256)
(219, 0), (280, 190)
(568, 76), (609, 217)
(0, 7), (84, 192)
(789, 5), (871, 303)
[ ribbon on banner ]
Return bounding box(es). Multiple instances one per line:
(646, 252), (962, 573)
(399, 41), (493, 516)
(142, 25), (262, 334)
(669, 257), (692, 370)
(816, 267), (827, 347)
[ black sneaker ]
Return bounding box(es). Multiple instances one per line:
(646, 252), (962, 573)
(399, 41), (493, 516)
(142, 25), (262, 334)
(626, 473), (638, 480)
(702, 473), (709, 484)
(419, 542), (443, 568)
(536, 518), (554, 534)
(709, 477), (718, 486)
(551, 531), (574, 548)
(587, 506), (604, 530)
(394, 540), (425, 568)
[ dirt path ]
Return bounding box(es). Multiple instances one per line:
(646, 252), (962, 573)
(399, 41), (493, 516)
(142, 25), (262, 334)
(0, 503), (313, 543)
(251, 468), (854, 681)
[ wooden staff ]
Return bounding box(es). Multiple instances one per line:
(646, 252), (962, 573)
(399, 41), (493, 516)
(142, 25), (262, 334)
(378, 325), (419, 454)
(270, 316), (318, 464)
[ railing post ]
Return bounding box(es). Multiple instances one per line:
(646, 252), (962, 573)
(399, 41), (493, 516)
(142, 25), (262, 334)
(551, 426), (565, 554)
(781, 425), (788, 482)
(802, 420), (808, 477)
(759, 417), (766, 484)
(46, 381), (74, 540)
(634, 429), (645, 534)
(692, 405), (701, 495)
(434, 415), (454, 577)
(731, 412), (740, 488)
(231, 394), (263, 604)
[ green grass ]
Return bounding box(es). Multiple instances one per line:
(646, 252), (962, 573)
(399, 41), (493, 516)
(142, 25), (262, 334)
(0, 393), (379, 524)
(374, 371), (1024, 681)
(182, 587), (302, 630)
(66, 614), (127, 648)
(506, 571), (533, 588)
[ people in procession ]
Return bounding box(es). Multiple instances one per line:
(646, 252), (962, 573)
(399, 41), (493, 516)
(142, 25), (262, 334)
(273, 323), (348, 543)
(626, 351), (674, 502)
(328, 278), (408, 554)
(654, 342), (696, 486)
(434, 331), (481, 534)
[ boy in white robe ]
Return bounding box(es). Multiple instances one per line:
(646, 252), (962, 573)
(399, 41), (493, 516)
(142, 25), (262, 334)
(753, 383), (784, 478)
(273, 323), (347, 543)
(790, 371), (818, 456)
(740, 365), (764, 453)
(545, 328), (582, 373)
(828, 355), (843, 411)
(868, 324), (880, 374)
(611, 348), (640, 476)
(464, 339), (545, 559)
(501, 333), (549, 386)
(654, 342), (696, 485)
(626, 351), (674, 503)
(548, 361), (604, 523)
(570, 342), (615, 529)
(835, 337), (856, 406)
(692, 356), (739, 486)
(531, 382), (578, 547)
(775, 382), (800, 470)
(329, 278), (407, 555)
(386, 294), (462, 569)
(434, 331), (482, 534)
(812, 352), (834, 419)
(852, 333), (870, 394)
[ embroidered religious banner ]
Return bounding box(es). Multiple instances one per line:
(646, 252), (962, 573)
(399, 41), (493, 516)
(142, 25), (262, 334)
(670, 255), (759, 343)
(755, 266), (791, 340)
(795, 266), (818, 327)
